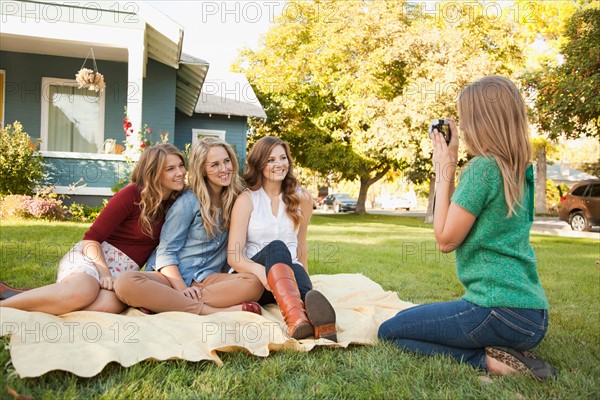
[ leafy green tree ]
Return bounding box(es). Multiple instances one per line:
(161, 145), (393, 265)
(519, 2), (598, 211)
(0, 121), (45, 195)
(525, 7), (600, 138)
(238, 0), (526, 214)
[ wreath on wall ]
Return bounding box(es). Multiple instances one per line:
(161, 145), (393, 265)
(75, 48), (106, 92)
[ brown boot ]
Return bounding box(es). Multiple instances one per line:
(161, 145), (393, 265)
(305, 290), (338, 342)
(267, 263), (314, 340)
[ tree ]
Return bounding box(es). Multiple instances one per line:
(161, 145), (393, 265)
(238, 0), (526, 214)
(519, 2), (598, 212)
(526, 7), (600, 138)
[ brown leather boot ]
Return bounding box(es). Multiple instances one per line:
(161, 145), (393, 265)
(305, 289), (338, 342)
(267, 263), (314, 340)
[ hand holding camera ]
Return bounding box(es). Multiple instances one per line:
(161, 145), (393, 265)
(430, 118), (458, 169)
(429, 119), (452, 145)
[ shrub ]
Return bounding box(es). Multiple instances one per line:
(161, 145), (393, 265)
(0, 122), (46, 195)
(546, 179), (562, 213)
(0, 195), (32, 219)
(24, 197), (66, 220)
(0, 192), (66, 221)
(68, 202), (104, 222)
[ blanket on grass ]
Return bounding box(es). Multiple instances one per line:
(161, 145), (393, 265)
(0, 274), (414, 378)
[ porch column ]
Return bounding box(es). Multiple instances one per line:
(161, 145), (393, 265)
(124, 31), (146, 160)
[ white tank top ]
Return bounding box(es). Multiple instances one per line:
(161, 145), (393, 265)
(243, 187), (300, 265)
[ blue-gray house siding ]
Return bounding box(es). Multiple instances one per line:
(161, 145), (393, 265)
(1, 51), (179, 199)
(0, 50), (128, 140)
(174, 111), (248, 167)
(1, 50), (254, 205)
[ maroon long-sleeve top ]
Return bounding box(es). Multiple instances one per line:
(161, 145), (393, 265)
(83, 184), (166, 267)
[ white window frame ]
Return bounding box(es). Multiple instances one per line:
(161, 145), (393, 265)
(192, 129), (226, 144)
(40, 77), (105, 153)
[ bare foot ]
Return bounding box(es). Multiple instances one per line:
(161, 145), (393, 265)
(486, 354), (519, 376)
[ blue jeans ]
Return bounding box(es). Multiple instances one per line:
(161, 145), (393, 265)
(377, 300), (548, 370)
(251, 240), (312, 303)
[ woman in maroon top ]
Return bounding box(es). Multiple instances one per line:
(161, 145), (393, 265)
(0, 143), (186, 315)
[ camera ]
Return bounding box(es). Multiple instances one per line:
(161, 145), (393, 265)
(429, 119), (451, 144)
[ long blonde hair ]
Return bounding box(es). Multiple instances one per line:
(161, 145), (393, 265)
(130, 143), (185, 237)
(244, 136), (302, 228)
(188, 137), (242, 238)
(458, 75), (531, 217)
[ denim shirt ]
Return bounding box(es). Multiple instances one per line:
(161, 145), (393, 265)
(145, 190), (228, 286)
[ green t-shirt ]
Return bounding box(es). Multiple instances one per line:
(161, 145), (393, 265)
(451, 156), (549, 309)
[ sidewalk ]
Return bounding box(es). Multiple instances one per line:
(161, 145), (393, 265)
(530, 217), (600, 239)
(350, 210), (600, 240)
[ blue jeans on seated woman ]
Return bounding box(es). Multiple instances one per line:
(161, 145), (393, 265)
(377, 300), (548, 370)
(251, 240), (313, 303)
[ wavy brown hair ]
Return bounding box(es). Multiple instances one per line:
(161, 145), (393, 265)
(244, 136), (302, 228)
(458, 75), (531, 217)
(188, 137), (242, 238)
(130, 143), (185, 237)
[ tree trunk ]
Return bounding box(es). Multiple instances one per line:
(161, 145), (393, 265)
(356, 177), (371, 215)
(355, 166), (390, 215)
(535, 147), (547, 214)
(425, 173), (435, 223)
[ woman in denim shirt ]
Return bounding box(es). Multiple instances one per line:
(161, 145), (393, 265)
(115, 138), (263, 315)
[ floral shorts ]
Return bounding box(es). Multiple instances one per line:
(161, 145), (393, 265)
(56, 241), (140, 283)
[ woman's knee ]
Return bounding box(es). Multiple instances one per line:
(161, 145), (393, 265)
(378, 319), (395, 340)
(59, 276), (99, 309)
(114, 271), (144, 298)
(85, 291), (127, 313)
(265, 240), (291, 258)
(244, 273), (265, 299)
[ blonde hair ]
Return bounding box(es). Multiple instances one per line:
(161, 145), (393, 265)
(244, 136), (302, 228)
(458, 75), (531, 217)
(130, 143), (185, 237)
(188, 137), (242, 238)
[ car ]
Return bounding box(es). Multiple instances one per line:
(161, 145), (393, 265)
(558, 179), (600, 231)
(321, 193), (357, 213)
(375, 193), (418, 211)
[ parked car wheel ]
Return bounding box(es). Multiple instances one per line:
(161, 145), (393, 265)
(570, 211), (590, 232)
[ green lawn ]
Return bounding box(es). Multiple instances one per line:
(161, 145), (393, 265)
(1, 215), (599, 399)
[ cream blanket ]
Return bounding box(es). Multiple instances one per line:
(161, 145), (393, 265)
(0, 274), (414, 378)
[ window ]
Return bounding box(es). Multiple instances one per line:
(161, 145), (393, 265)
(589, 184), (600, 198)
(192, 129), (226, 144)
(40, 77), (105, 153)
(571, 185), (587, 196)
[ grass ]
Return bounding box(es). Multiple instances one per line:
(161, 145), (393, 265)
(1, 215), (599, 399)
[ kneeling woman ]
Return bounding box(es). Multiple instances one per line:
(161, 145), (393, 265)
(378, 76), (556, 380)
(115, 138), (263, 315)
(228, 136), (337, 341)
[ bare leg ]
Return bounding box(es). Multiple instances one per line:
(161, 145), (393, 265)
(0, 273), (100, 315)
(82, 289), (127, 314)
(195, 273), (264, 307)
(114, 271), (252, 315)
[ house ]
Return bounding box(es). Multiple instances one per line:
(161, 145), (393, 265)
(177, 71), (267, 169)
(0, 1), (265, 205)
(547, 162), (598, 188)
